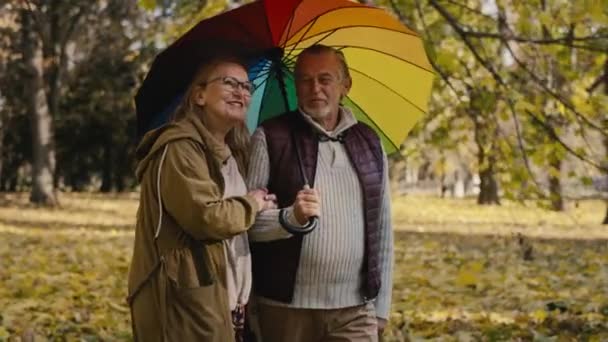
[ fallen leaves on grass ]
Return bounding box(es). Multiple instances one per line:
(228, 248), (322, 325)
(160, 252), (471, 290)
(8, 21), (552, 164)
(385, 196), (608, 341)
(0, 193), (606, 341)
(0, 193), (136, 341)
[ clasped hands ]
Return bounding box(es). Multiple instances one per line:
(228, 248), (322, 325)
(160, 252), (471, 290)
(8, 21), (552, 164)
(249, 187), (320, 225)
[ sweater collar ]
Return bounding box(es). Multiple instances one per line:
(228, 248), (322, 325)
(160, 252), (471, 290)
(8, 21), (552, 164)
(297, 106), (358, 138)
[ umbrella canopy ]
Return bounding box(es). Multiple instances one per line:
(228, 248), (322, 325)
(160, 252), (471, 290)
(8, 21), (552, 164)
(135, 0), (434, 153)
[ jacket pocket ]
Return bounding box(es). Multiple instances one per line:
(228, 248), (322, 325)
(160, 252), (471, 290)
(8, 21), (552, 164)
(164, 246), (214, 289)
(166, 279), (232, 341)
(164, 253), (231, 341)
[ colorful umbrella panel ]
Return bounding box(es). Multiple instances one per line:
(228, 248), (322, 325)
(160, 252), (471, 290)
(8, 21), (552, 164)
(135, 0), (434, 154)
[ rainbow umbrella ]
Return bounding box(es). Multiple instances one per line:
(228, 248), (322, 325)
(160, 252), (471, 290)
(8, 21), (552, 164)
(135, 0), (434, 153)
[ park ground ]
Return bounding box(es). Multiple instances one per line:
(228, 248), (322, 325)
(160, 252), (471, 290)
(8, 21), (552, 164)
(0, 193), (606, 341)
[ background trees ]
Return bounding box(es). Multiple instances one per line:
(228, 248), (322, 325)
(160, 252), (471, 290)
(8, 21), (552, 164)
(378, 0), (607, 215)
(0, 0), (605, 221)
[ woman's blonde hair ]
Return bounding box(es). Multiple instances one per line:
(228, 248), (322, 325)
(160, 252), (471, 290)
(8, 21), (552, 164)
(171, 56), (251, 169)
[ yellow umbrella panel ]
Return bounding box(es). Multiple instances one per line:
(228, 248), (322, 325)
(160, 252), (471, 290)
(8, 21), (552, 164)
(281, 4), (435, 153)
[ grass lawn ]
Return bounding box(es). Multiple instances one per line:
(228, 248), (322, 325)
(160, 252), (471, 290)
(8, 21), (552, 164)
(0, 192), (606, 341)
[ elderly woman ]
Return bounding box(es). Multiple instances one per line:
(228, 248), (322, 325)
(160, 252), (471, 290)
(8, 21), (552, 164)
(127, 55), (276, 341)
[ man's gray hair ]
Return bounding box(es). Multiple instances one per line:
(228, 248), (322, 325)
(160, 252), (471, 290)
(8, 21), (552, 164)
(295, 44), (351, 81)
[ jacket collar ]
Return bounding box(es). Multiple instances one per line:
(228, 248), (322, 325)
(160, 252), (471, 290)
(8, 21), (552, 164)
(186, 113), (232, 164)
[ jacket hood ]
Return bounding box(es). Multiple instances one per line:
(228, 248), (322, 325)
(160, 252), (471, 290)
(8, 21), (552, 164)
(135, 114), (231, 181)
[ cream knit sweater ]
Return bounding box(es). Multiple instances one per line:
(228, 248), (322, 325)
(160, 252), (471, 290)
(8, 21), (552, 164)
(221, 154), (252, 311)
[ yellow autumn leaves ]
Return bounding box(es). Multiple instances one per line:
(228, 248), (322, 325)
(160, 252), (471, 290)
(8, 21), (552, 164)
(386, 196), (607, 341)
(0, 193), (606, 340)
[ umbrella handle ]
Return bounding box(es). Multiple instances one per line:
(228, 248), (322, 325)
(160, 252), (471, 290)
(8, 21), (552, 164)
(279, 209), (318, 235)
(284, 126), (318, 235)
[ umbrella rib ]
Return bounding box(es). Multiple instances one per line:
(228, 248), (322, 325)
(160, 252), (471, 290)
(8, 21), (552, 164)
(286, 29), (339, 63)
(281, 6), (418, 44)
(347, 46), (435, 74)
(292, 29), (340, 59)
(280, 0), (303, 46)
(252, 69), (270, 80)
(261, 0), (300, 47)
(348, 66), (428, 115)
(286, 31), (434, 74)
(256, 70), (275, 119)
(285, 24), (419, 41)
(251, 59), (277, 78)
(284, 16), (321, 59)
(250, 59), (294, 91)
(265, 0), (303, 46)
(252, 76), (270, 94)
(286, 25), (420, 47)
(252, 63), (273, 78)
(251, 70), (272, 83)
(284, 36), (342, 68)
(250, 62), (271, 78)
(252, 69), (272, 80)
(250, 62), (283, 83)
(255, 66), (296, 117)
(283, 55), (297, 67)
(346, 96), (399, 152)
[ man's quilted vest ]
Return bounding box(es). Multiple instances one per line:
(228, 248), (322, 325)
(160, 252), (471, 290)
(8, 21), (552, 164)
(250, 112), (384, 303)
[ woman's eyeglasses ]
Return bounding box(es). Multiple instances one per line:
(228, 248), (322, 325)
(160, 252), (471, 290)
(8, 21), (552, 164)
(204, 76), (255, 95)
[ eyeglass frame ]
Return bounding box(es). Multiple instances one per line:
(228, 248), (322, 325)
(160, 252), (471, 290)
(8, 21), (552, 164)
(201, 76), (256, 96)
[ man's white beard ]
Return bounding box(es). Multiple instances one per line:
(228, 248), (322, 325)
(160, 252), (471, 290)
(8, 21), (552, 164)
(304, 105), (332, 121)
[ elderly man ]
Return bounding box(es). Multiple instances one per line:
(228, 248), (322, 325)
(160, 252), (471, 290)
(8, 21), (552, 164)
(247, 44), (393, 342)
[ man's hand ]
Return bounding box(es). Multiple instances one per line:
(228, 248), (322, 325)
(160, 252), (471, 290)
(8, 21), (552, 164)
(292, 188), (320, 225)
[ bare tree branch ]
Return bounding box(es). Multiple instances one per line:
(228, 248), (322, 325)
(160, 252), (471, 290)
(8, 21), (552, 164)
(461, 30), (607, 51)
(387, 0), (416, 29)
(62, 5), (88, 49)
(587, 71), (607, 93)
(409, 0), (461, 97)
(431, 0), (606, 134)
(440, 0), (607, 52)
(443, 0), (497, 21)
(501, 40), (607, 136)
(501, 99), (549, 197)
(457, 45), (546, 193)
(23, 0), (47, 44)
(524, 108), (607, 172)
(429, 0), (506, 87)
(429, 0), (607, 171)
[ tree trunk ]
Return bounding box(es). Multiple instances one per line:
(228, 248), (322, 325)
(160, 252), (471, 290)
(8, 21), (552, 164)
(548, 150), (564, 211)
(603, 130), (608, 224)
(539, 3), (566, 212)
(47, 2), (68, 126)
(22, 11), (57, 206)
(0, 58), (5, 187)
(602, 59), (608, 224)
(100, 141), (113, 193)
(473, 114), (500, 205)
(0, 107), (4, 187)
(115, 174), (126, 192)
(478, 154), (500, 205)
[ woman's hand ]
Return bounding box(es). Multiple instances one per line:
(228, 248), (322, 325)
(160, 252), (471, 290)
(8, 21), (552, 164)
(248, 189), (278, 211)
